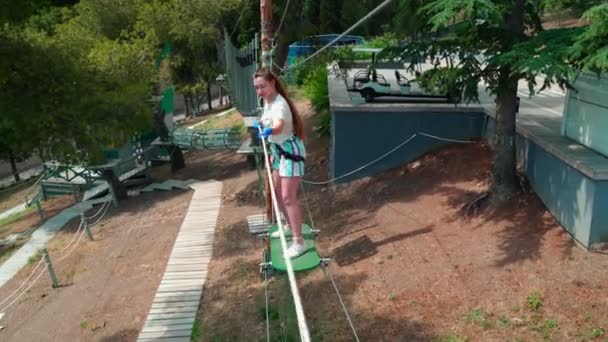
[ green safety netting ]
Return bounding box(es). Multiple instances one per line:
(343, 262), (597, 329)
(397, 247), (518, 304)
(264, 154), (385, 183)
(222, 31), (260, 117)
(171, 127), (242, 150)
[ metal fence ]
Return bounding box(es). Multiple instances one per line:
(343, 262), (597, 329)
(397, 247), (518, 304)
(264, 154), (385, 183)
(222, 32), (260, 117)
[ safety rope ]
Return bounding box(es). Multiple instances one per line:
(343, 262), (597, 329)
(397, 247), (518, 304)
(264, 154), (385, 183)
(282, 0), (394, 73)
(302, 131), (476, 185)
(275, 0), (291, 40)
(302, 133), (418, 185)
(299, 183), (316, 233)
(257, 126), (311, 342)
(229, 1), (247, 38)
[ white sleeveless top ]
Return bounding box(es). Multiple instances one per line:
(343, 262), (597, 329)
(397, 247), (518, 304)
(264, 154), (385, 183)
(261, 94), (294, 144)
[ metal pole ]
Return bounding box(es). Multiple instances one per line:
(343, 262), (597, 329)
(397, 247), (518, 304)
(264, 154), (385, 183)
(80, 213), (93, 241)
(42, 248), (59, 288)
(260, 0), (274, 68)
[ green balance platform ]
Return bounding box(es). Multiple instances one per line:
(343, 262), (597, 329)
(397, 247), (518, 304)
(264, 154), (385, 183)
(269, 224), (321, 272)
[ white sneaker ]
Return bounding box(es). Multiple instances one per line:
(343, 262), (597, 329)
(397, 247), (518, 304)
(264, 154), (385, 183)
(271, 225), (291, 238)
(286, 241), (307, 259)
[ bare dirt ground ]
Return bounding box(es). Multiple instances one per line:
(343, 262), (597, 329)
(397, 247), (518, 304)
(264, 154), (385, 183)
(0, 196), (76, 240)
(1, 97), (608, 342)
(0, 190), (193, 342)
(0, 178), (38, 213)
(193, 99), (608, 342)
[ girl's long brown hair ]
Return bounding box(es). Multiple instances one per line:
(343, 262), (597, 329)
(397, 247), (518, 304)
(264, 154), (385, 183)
(253, 67), (305, 141)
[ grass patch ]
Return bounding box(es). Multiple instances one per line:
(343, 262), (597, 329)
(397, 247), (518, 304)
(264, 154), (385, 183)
(545, 318), (558, 329)
(497, 314), (510, 328)
(527, 291), (543, 312)
(27, 249), (43, 265)
(80, 321), (89, 329)
(191, 109), (247, 144)
(0, 205), (35, 229)
(464, 308), (494, 330)
(0, 242), (26, 266)
(191, 318), (202, 340)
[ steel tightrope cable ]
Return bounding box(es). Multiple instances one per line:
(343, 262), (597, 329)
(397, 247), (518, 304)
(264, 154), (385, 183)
(264, 267), (270, 342)
(257, 126), (312, 342)
(322, 263), (360, 342)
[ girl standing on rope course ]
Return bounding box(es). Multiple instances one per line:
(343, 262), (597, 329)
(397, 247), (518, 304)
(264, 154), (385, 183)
(253, 67), (307, 259)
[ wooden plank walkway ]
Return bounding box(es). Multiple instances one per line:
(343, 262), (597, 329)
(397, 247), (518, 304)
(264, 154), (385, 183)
(137, 179), (222, 342)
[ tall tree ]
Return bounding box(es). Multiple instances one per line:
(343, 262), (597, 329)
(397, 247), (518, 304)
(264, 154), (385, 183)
(382, 0), (606, 203)
(1, 0), (154, 170)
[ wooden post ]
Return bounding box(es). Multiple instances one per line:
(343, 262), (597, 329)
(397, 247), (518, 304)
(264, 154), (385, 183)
(42, 248), (59, 288)
(35, 199), (45, 223)
(260, 0), (274, 68)
(80, 213), (93, 241)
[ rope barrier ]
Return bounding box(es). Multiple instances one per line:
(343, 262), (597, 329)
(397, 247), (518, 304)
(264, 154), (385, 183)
(258, 127), (312, 342)
(0, 258), (44, 309)
(302, 133), (418, 185)
(59, 200), (111, 262)
(301, 132), (476, 185)
(90, 201), (111, 227)
(0, 198), (113, 316)
(57, 219), (84, 255)
(417, 131), (476, 144)
(0, 267), (46, 313)
(84, 200), (108, 220)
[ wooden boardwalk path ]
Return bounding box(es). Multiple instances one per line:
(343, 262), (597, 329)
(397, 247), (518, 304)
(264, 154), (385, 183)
(137, 179), (222, 341)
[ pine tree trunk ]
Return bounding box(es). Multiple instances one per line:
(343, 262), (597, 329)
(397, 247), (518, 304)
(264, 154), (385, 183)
(8, 149), (20, 183)
(490, 72), (519, 200)
(273, 31), (290, 74)
(273, 0), (298, 74)
(207, 83), (213, 111)
(184, 95), (191, 117)
(490, 0), (526, 202)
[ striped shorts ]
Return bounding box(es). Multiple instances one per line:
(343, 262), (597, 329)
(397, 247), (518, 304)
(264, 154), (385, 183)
(269, 136), (306, 177)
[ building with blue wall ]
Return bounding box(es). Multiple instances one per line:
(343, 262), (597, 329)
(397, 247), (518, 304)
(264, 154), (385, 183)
(328, 70), (608, 248)
(287, 34), (365, 66)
